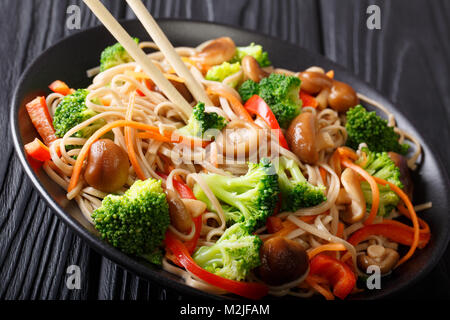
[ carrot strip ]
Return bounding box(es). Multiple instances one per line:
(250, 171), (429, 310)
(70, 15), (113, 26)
(372, 176), (420, 266)
(326, 70), (335, 79)
(125, 93), (147, 181)
(308, 243), (347, 259)
(306, 276), (335, 300)
(336, 222), (345, 238)
(319, 167), (327, 184)
(208, 88), (253, 122)
(68, 120), (197, 192)
(338, 149), (379, 225)
(396, 204), (430, 234)
(263, 220), (297, 241)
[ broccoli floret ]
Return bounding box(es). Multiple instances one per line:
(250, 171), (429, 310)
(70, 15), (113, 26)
(345, 105), (409, 155)
(177, 102), (228, 139)
(53, 89), (108, 139)
(231, 43), (271, 67)
(356, 147), (404, 217)
(100, 38), (139, 72)
(239, 73), (302, 128)
(237, 79), (260, 102)
(205, 62), (241, 87)
(91, 179), (170, 259)
(193, 158), (279, 230)
(193, 222), (262, 281)
(276, 156), (326, 212)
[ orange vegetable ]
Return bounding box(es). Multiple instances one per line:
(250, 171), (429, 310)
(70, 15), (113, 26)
(308, 243), (347, 259)
(305, 275), (335, 300)
(300, 91), (319, 108)
(326, 70), (335, 79)
(48, 80), (75, 96)
(24, 138), (51, 162)
(208, 88), (253, 122)
(125, 93), (147, 181)
(68, 120), (204, 192)
(372, 176), (422, 266)
(266, 216), (284, 233)
(338, 148), (379, 225)
(25, 96), (57, 146)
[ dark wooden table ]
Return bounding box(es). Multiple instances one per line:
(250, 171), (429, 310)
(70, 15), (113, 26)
(1, 0), (449, 300)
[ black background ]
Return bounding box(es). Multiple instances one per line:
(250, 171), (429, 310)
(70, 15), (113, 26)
(0, 0), (449, 300)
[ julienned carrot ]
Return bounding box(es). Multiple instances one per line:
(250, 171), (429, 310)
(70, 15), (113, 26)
(338, 148), (379, 225)
(137, 132), (209, 148)
(396, 204), (430, 234)
(263, 220), (297, 241)
(68, 120), (200, 192)
(319, 167), (327, 184)
(372, 176), (421, 266)
(208, 88), (253, 122)
(307, 243), (347, 259)
(336, 222), (345, 238)
(305, 276), (335, 300)
(125, 93), (147, 181)
(326, 70), (335, 79)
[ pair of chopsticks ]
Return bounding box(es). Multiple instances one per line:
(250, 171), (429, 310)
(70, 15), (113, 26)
(83, 0), (213, 119)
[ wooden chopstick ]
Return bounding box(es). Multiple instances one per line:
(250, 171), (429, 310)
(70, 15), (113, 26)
(125, 0), (213, 106)
(83, 0), (192, 119)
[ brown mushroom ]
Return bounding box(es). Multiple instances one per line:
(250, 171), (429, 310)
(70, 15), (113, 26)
(258, 236), (309, 286)
(286, 112), (319, 164)
(340, 168), (366, 223)
(165, 189), (193, 233)
(388, 152), (413, 199)
(241, 55), (269, 82)
(357, 244), (400, 274)
(84, 139), (129, 193)
(191, 37), (236, 66)
(327, 80), (359, 112)
(298, 71), (333, 94)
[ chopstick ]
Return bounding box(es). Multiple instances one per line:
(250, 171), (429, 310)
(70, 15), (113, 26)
(125, 0), (213, 106)
(83, 0), (192, 119)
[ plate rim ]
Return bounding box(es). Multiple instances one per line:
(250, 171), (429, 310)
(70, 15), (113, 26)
(10, 18), (450, 300)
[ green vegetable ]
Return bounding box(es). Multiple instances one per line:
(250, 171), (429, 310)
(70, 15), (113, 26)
(193, 222), (262, 281)
(238, 73), (302, 128)
(345, 105), (409, 155)
(177, 102), (228, 139)
(193, 158), (279, 230)
(91, 179), (170, 261)
(100, 38), (139, 72)
(205, 62), (241, 87)
(231, 43), (271, 67)
(276, 156), (326, 212)
(53, 89), (109, 139)
(357, 147), (403, 217)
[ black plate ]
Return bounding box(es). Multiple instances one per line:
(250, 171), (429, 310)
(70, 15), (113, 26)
(10, 19), (450, 300)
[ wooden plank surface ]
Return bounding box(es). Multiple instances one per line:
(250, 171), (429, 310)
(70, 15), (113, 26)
(0, 0), (448, 300)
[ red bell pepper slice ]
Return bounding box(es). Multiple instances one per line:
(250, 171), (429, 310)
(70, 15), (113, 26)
(26, 155), (44, 172)
(24, 138), (51, 162)
(300, 91), (319, 108)
(309, 253), (356, 299)
(25, 96), (57, 146)
(347, 222), (430, 249)
(49, 80), (75, 96)
(164, 232), (268, 299)
(158, 172), (202, 254)
(244, 95), (289, 150)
